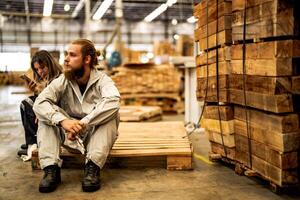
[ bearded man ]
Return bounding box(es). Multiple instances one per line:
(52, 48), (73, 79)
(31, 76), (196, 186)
(33, 39), (120, 193)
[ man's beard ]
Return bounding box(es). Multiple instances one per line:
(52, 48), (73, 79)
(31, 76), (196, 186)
(64, 66), (85, 81)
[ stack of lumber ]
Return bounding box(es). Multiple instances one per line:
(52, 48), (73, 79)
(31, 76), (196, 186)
(230, 0), (300, 187)
(194, 0), (234, 161)
(111, 63), (184, 113)
(0, 72), (26, 85)
(111, 64), (181, 94)
(193, 0), (300, 188)
(230, 40), (300, 113)
(196, 46), (231, 103)
(234, 106), (299, 186)
(176, 35), (194, 56)
(153, 41), (177, 56)
(194, 0), (232, 50)
(119, 106), (162, 122)
(231, 0), (300, 42)
(202, 105), (235, 160)
(230, 41), (300, 186)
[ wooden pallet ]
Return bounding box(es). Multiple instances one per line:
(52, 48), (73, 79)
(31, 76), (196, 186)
(119, 106), (162, 122)
(209, 153), (299, 194)
(31, 121), (193, 170)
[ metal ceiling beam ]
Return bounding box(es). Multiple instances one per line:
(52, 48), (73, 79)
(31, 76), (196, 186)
(0, 11), (71, 19)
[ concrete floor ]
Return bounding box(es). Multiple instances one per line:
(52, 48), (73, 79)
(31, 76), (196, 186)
(0, 85), (299, 200)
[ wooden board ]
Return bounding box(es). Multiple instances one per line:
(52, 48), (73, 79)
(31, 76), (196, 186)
(202, 119), (235, 134)
(197, 75), (229, 102)
(234, 106), (299, 133)
(229, 74), (293, 95)
(235, 134), (298, 170)
(204, 105), (234, 120)
(206, 130), (235, 148)
(196, 1), (232, 27)
(198, 30), (232, 50)
(196, 46), (231, 66)
(234, 119), (300, 152)
(197, 62), (231, 77)
(230, 58), (296, 76)
(195, 15), (232, 40)
(235, 150), (298, 186)
(292, 76), (300, 94)
(231, 0), (299, 40)
(231, 40), (300, 59)
(119, 106), (162, 122)
(210, 141), (236, 160)
(229, 89), (294, 113)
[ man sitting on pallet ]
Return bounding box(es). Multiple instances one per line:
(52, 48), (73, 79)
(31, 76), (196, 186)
(33, 39), (120, 193)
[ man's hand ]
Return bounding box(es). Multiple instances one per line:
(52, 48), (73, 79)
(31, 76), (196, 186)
(60, 119), (85, 136)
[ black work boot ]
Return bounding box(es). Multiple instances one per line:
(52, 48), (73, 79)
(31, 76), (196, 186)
(82, 161), (101, 192)
(39, 165), (61, 193)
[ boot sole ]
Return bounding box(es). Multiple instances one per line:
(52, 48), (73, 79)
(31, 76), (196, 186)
(39, 185), (57, 193)
(82, 184), (101, 192)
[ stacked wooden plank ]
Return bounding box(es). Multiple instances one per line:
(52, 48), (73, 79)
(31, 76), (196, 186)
(119, 106), (162, 122)
(0, 72), (26, 85)
(194, 0), (232, 50)
(196, 46), (231, 103)
(232, 0), (300, 41)
(111, 63), (183, 113)
(230, 41), (300, 186)
(194, 0), (235, 161)
(202, 105), (235, 160)
(111, 64), (181, 94)
(229, 0), (300, 187)
(194, 0), (300, 188)
(230, 40), (300, 113)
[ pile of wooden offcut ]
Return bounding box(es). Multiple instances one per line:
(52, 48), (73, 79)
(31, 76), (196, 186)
(111, 63), (184, 113)
(0, 72), (26, 85)
(119, 106), (162, 122)
(194, 0), (300, 189)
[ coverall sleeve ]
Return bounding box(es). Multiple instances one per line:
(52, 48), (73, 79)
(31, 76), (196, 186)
(80, 76), (121, 127)
(33, 76), (69, 126)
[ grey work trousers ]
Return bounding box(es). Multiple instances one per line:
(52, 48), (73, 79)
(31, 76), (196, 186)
(37, 119), (118, 169)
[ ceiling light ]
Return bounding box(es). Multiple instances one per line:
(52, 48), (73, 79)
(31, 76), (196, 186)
(144, 4), (168, 22)
(64, 4), (70, 12)
(166, 0), (177, 7)
(171, 19), (178, 25)
(187, 16), (197, 23)
(173, 34), (179, 40)
(92, 0), (114, 20)
(43, 0), (53, 17)
(144, 0), (177, 23)
(72, 0), (85, 18)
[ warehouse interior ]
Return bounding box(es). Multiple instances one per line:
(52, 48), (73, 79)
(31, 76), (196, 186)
(0, 0), (300, 199)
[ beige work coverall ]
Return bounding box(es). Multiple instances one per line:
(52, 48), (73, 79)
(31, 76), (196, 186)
(33, 69), (120, 169)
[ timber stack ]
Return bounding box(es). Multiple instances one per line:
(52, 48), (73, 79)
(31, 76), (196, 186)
(194, 0), (300, 190)
(111, 63), (184, 113)
(230, 0), (300, 188)
(194, 0), (236, 162)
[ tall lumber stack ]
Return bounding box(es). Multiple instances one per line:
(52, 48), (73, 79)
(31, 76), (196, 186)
(111, 63), (184, 113)
(194, 0), (300, 188)
(230, 0), (300, 187)
(194, 0), (235, 160)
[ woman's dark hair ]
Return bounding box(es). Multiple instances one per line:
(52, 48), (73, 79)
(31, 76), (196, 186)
(31, 50), (63, 83)
(71, 39), (100, 68)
